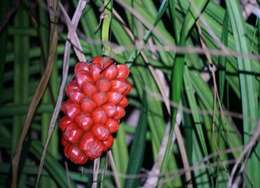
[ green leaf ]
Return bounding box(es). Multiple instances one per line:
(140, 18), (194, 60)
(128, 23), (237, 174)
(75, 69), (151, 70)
(164, 0), (209, 182)
(171, 0), (209, 117)
(226, 1), (259, 186)
(125, 92), (148, 188)
(12, 7), (30, 154)
(31, 141), (74, 188)
(74, 0), (101, 55)
(112, 126), (129, 187)
(218, 11), (229, 101)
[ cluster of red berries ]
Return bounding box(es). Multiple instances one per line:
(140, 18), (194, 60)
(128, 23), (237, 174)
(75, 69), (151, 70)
(59, 56), (131, 164)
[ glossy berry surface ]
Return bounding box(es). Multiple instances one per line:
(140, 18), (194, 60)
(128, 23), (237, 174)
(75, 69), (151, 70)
(59, 56), (131, 165)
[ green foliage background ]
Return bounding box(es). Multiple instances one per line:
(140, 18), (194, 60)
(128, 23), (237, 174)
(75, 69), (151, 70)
(0, 0), (259, 187)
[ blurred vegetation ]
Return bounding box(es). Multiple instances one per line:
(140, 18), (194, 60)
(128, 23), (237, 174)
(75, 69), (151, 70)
(0, 0), (259, 187)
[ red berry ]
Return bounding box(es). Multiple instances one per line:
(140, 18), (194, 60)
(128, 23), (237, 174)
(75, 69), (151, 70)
(74, 62), (89, 74)
(92, 108), (107, 124)
(102, 135), (114, 151)
(74, 154), (88, 164)
(68, 90), (84, 103)
(79, 133), (104, 159)
(114, 106), (126, 120)
(105, 119), (120, 133)
(76, 71), (93, 88)
(75, 114), (93, 131)
(93, 56), (113, 70)
(82, 82), (97, 97)
(81, 97), (96, 113)
(65, 80), (84, 103)
(92, 56), (103, 68)
(92, 124), (110, 141)
(118, 97), (128, 108)
(66, 79), (80, 94)
(61, 100), (80, 120)
(92, 92), (108, 106)
(60, 56), (132, 165)
(89, 64), (101, 81)
(64, 144), (87, 164)
(107, 92), (123, 104)
(96, 78), (111, 92)
(102, 64), (118, 80)
(111, 80), (130, 94)
(102, 103), (117, 117)
(117, 64), (129, 79)
(59, 116), (73, 132)
(63, 124), (82, 144)
(124, 80), (132, 95)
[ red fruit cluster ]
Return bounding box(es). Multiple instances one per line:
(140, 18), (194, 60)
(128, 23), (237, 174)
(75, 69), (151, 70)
(59, 56), (131, 164)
